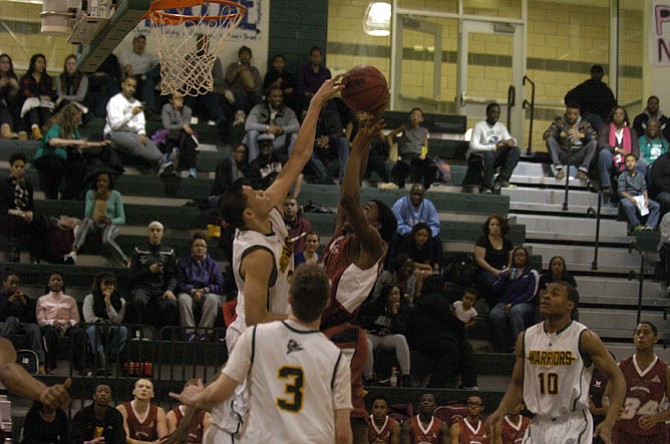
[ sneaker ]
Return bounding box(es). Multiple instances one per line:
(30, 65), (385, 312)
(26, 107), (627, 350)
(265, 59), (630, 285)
(460, 384), (480, 391)
(576, 170), (589, 181)
(64, 252), (77, 265)
(233, 110), (246, 126)
(495, 180), (513, 189)
(158, 161), (174, 177)
(479, 187), (493, 194)
(168, 147), (180, 164)
(601, 187), (612, 195)
(185, 332), (196, 343)
(633, 225), (644, 233)
(188, 167), (197, 178)
(643, 226), (655, 231)
(198, 332), (208, 342)
(555, 169), (565, 180)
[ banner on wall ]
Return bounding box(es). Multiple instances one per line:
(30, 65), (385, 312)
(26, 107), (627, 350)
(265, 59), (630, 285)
(651, 0), (670, 65)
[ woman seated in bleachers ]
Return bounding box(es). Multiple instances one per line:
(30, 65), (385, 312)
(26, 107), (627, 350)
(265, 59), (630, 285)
(82, 272), (128, 376)
(396, 222), (442, 297)
(64, 170), (128, 266)
(157, 92), (199, 178)
(34, 102), (107, 200)
(294, 230), (320, 266)
(55, 54), (89, 115)
(489, 246), (539, 353)
(18, 53), (56, 140)
(371, 254), (417, 305)
(474, 214), (513, 304)
(36, 273), (80, 373)
(0, 54), (20, 139)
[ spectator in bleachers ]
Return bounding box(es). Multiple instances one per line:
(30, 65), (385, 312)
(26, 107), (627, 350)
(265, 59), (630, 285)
(86, 53), (121, 118)
(0, 54), (20, 139)
(117, 34), (160, 116)
(82, 272), (128, 376)
(34, 102), (107, 200)
(104, 76), (174, 176)
(283, 195), (312, 254)
(298, 47), (332, 112)
(159, 92), (198, 178)
(639, 119), (667, 185)
(367, 395), (400, 443)
(564, 64), (617, 132)
(389, 108), (438, 190)
(538, 256), (577, 297)
(65, 170), (129, 266)
(392, 184), (440, 239)
(0, 152), (40, 263)
(474, 214), (513, 304)
(295, 231), (320, 266)
(618, 153), (660, 233)
(597, 106), (641, 195)
(543, 103), (598, 182)
(117, 379), (168, 442)
(490, 246), (539, 353)
(129, 221), (178, 330)
(400, 393), (449, 441)
(55, 54), (89, 115)
(244, 87), (300, 161)
(346, 110), (392, 187)
(209, 144), (250, 206)
(359, 285), (412, 387)
(176, 232), (224, 342)
(449, 395), (489, 443)
(396, 222), (441, 297)
(36, 273), (79, 373)
(372, 254), (416, 304)
(166, 379), (212, 441)
(633, 96), (670, 143)
(70, 384), (126, 444)
(225, 46), (263, 118)
(263, 54), (301, 116)
(452, 287), (479, 390)
(249, 134), (285, 190)
(20, 400), (68, 443)
(19, 53), (56, 140)
(309, 99), (350, 184)
(467, 102), (521, 193)
(0, 271), (46, 374)
(650, 141), (670, 215)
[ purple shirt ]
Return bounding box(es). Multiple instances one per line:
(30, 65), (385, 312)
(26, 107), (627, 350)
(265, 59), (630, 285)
(176, 254), (225, 294)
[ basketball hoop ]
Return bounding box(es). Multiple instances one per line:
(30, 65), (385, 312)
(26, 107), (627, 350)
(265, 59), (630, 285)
(146, 0), (247, 96)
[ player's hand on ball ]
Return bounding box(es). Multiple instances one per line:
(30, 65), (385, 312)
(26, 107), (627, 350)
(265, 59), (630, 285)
(312, 74), (344, 105)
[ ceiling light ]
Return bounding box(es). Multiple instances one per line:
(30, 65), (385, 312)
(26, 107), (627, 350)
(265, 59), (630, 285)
(364, 2), (391, 37)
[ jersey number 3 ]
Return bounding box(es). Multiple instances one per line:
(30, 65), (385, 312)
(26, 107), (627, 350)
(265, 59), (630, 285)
(277, 366), (304, 412)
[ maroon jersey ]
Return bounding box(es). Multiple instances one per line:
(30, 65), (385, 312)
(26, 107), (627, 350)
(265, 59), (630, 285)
(459, 417), (489, 444)
(410, 415), (444, 444)
(500, 415), (530, 444)
(123, 402), (159, 442)
(172, 406), (206, 443)
(368, 414), (397, 443)
(615, 355), (669, 437)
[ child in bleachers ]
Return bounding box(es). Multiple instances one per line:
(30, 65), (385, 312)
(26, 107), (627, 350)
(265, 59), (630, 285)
(0, 271), (46, 374)
(158, 92), (198, 178)
(452, 287), (479, 390)
(618, 153), (661, 233)
(388, 107), (437, 190)
(453, 287), (478, 330)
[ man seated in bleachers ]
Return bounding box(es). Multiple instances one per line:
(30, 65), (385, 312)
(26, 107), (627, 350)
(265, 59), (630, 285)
(249, 134), (286, 190)
(449, 395), (489, 443)
(263, 54), (301, 117)
(224, 46), (263, 118)
(283, 195), (312, 254)
(129, 221), (179, 330)
(70, 384), (126, 444)
(117, 378), (167, 443)
(543, 102), (598, 181)
(117, 35), (160, 116)
(400, 393), (449, 443)
(633, 95), (670, 143)
(244, 87), (300, 161)
(0, 271), (46, 374)
(466, 102), (521, 193)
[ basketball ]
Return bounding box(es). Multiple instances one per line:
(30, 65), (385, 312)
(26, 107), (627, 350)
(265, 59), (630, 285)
(341, 65), (389, 112)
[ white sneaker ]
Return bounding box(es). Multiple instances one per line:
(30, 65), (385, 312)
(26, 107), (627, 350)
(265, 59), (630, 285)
(158, 161), (175, 177)
(233, 110), (246, 126)
(64, 252), (77, 265)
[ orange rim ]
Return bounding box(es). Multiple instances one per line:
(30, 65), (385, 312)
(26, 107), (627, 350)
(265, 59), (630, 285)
(145, 0), (247, 25)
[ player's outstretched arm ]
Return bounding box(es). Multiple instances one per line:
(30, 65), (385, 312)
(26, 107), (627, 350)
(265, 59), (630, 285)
(448, 422), (460, 444)
(241, 249), (287, 326)
(334, 409), (353, 444)
(584, 330), (625, 444)
(485, 333), (525, 436)
(266, 75), (343, 209)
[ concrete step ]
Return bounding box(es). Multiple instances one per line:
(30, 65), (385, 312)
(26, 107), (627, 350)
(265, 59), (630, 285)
(580, 308), (668, 339)
(510, 162), (591, 189)
(515, 214), (629, 243)
(503, 188), (619, 216)
(576, 276), (667, 306)
(526, 243), (654, 274)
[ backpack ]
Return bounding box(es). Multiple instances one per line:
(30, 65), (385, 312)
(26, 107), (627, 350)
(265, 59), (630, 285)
(443, 253), (478, 286)
(16, 349), (39, 375)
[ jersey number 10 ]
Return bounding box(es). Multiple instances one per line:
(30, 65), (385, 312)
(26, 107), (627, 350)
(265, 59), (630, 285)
(538, 372), (559, 395)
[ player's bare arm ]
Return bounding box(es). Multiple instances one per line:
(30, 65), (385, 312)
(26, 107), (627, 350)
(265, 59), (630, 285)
(582, 330), (625, 443)
(492, 423), (503, 444)
(241, 248), (287, 325)
(334, 408), (353, 444)
(265, 75), (343, 210)
(638, 364), (670, 430)
(486, 333), (525, 435)
(400, 419), (412, 444)
(449, 422), (461, 444)
(155, 407), (168, 440)
(440, 422), (450, 444)
(165, 410), (177, 434)
(389, 420), (401, 444)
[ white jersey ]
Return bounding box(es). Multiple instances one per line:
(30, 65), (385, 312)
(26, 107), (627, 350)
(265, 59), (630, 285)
(222, 320), (352, 444)
(523, 321), (593, 419)
(228, 207), (293, 347)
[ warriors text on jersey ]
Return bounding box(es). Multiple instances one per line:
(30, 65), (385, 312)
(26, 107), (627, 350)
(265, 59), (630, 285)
(523, 321), (593, 418)
(368, 414), (397, 443)
(459, 417), (489, 444)
(409, 415), (443, 444)
(222, 319), (352, 444)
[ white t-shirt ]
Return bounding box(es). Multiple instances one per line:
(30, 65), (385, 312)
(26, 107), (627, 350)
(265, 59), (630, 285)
(467, 120), (516, 158)
(453, 300), (477, 324)
(222, 320), (352, 444)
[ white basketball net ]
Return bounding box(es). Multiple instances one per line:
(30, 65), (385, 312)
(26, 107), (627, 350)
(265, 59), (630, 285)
(148, 2), (246, 96)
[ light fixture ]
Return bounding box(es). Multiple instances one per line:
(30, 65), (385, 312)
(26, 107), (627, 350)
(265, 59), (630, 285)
(364, 1), (391, 37)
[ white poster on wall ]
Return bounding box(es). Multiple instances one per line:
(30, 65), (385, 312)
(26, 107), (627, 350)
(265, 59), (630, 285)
(651, 0), (670, 65)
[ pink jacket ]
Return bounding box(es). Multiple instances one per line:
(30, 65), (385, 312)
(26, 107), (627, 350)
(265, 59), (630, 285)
(36, 291), (80, 328)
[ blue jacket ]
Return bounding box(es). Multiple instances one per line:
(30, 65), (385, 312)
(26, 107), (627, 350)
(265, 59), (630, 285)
(492, 269), (539, 306)
(176, 254), (225, 294)
(391, 195), (440, 237)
